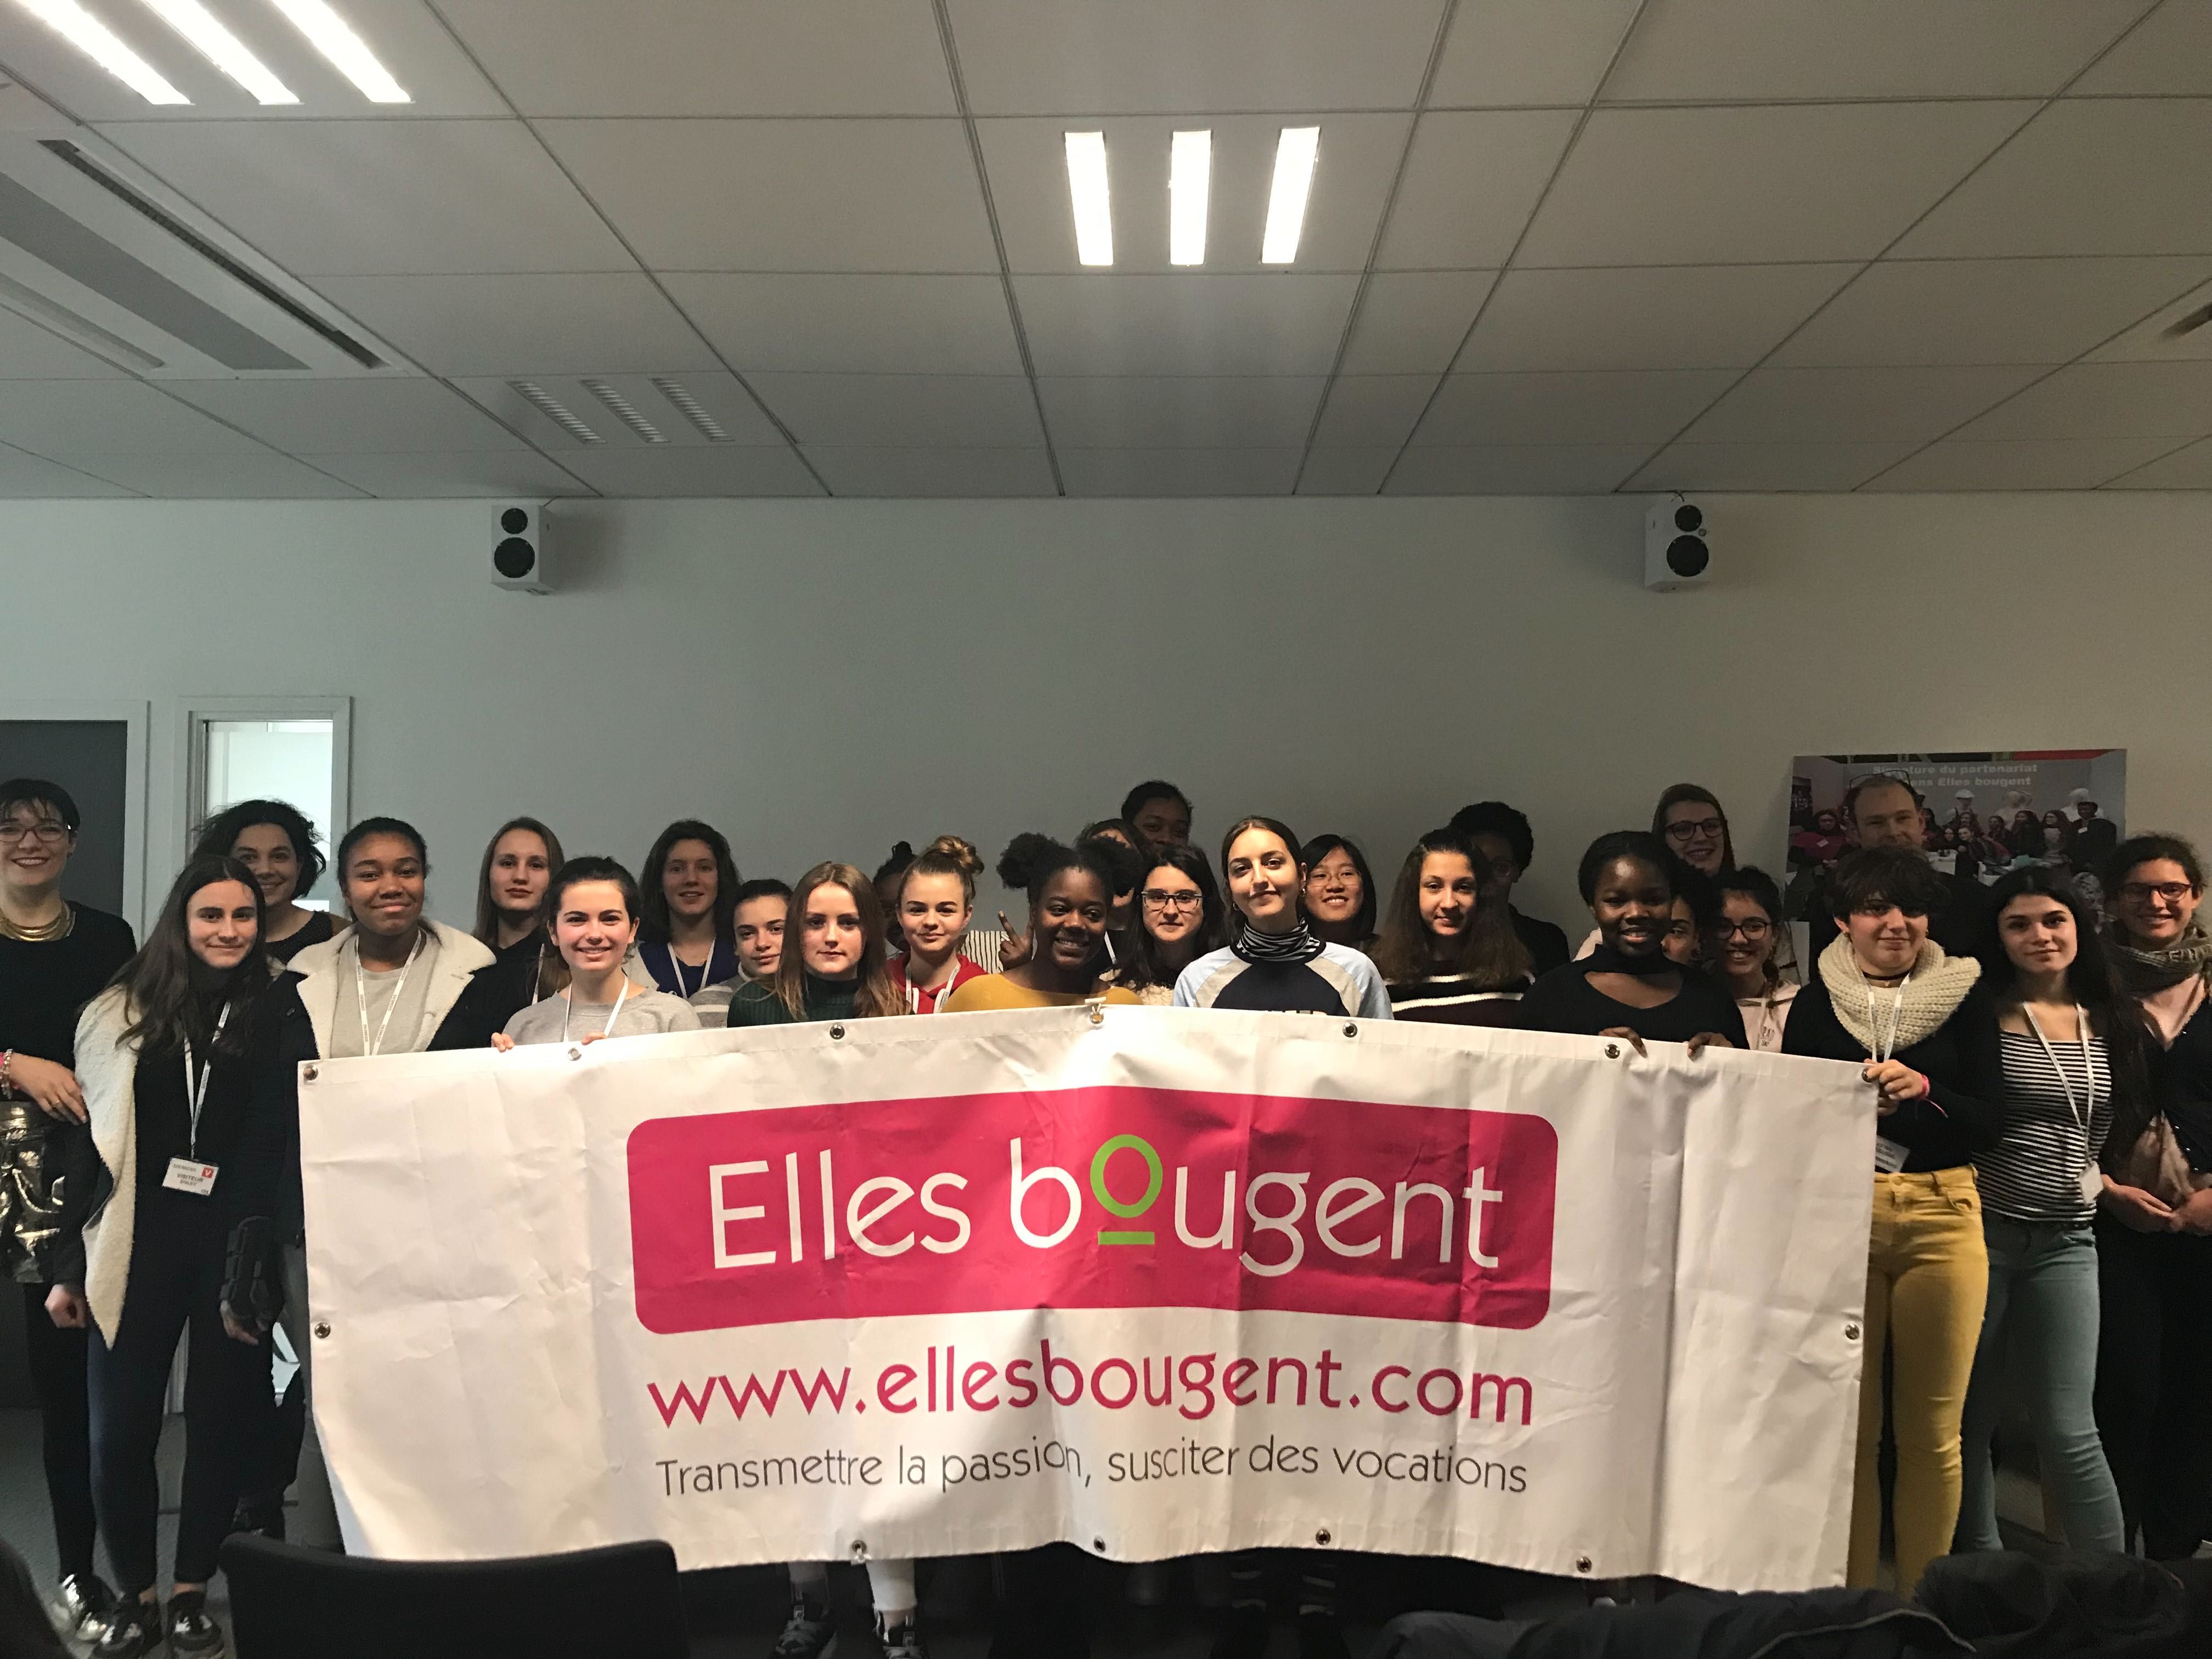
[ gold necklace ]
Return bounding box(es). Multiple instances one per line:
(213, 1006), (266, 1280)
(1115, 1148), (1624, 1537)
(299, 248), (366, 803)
(0, 903), (74, 943)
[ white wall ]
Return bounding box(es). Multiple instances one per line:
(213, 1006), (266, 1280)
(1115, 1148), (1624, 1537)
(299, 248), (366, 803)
(4, 491), (2205, 934)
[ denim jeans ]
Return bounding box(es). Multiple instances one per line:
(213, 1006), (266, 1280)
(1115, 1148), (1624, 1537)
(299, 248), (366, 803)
(1956, 1216), (2124, 1553)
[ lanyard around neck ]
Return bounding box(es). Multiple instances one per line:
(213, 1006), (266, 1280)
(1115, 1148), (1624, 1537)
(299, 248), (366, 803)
(180, 1000), (234, 1159)
(561, 977), (630, 1044)
(2023, 1002), (2098, 1133)
(1859, 974), (1906, 1064)
(351, 930), (425, 1057)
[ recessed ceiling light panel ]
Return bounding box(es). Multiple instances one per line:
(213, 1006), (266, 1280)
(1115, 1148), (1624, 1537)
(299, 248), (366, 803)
(1261, 126), (1319, 266)
(1064, 131), (1113, 267)
(140, 0), (296, 103)
(1169, 129), (1210, 267)
(16, 0), (191, 103)
(268, 0), (409, 102)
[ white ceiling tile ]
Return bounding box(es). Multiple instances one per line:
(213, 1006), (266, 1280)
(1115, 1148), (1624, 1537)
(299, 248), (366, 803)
(803, 447), (1056, 498)
(1413, 370), (1737, 445)
(0, 381), (273, 454)
(1867, 437), (2185, 490)
(1457, 263), (1858, 371)
(2090, 278), (2212, 363)
(1677, 365), (2049, 443)
(1429, 1), (1642, 106)
(1337, 272), (1498, 374)
(1037, 377), (1325, 448)
(1951, 361), (2212, 439)
(54, 452), (364, 498)
(1384, 444), (1654, 493)
(437, 0), (953, 116)
(0, 0), (508, 121)
(1309, 375), (1440, 448)
(308, 275), (718, 377)
(1374, 110), (1580, 269)
(946, 0), (1445, 115)
(979, 114), (1409, 275)
(1517, 102), (2035, 268)
(0, 443), (136, 496)
(1897, 102), (2212, 259)
(169, 379), (529, 452)
(300, 450), (593, 499)
(1013, 274), (1360, 375)
(662, 274), (1023, 374)
(552, 447), (822, 497)
(537, 119), (996, 273)
(2103, 436), (2212, 488)
(1770, 257), (2212, 367)
(1057, 448), (1301, 496)
(2072, 0), (2212, 94)
(1604, 1), (2146, 101)
(452, 373), (786, 449)
(0, 309), (129, 377)
(97, 121), (633, 276)
(1626, 442), (1921, 493)
(748, 374), (1043, 447)
(1294, 448), (1398, 494)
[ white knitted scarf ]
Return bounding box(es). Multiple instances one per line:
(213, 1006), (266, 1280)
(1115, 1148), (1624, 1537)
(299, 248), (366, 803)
(1816, 932), (1981, 1056)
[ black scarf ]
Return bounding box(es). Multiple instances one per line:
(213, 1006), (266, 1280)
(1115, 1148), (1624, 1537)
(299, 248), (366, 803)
(1584, 940), (1676, 979)
(1233, 920), (1325, 967)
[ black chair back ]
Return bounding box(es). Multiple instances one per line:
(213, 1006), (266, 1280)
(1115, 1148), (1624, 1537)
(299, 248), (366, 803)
(219, 1534), (689, 1659)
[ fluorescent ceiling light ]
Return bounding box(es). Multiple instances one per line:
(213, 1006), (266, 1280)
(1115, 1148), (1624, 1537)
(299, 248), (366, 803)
(268, 0), (409, 102)
(1261, 125), (1320, 265)
(1169, 128), (1210, 267)
(141, 0), (296, 103)
(1064, 131), (1112, 267)
(16, 0), (190, 103)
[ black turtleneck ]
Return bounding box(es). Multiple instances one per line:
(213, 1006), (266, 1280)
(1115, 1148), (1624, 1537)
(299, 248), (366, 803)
(1519, 952), (1748, 1046)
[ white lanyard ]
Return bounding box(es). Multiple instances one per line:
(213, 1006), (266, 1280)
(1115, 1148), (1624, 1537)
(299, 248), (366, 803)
(179, 1001), (234, 1159)
(561, 977), (630, 1044)
(668, 943), (715, 997)
(1866, 985), (1905, 1064)
(350, 931), (425, 1057)
(2023, 1002), (2098, 1135)
(905, 957), (960, 1014)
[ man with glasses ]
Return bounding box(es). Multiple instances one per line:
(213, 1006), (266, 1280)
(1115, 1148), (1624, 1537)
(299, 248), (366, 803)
(0, 778), (138, 1643)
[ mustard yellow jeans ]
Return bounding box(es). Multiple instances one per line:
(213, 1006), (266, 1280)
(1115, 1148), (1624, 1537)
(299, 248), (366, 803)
(1852, 1167), (1989, 1590)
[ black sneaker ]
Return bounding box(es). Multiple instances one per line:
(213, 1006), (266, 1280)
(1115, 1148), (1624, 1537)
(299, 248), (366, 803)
(1210, 1605), (1270, 1659)
(769, 1592), (836, 1658)
(167, 1589), (227, 1658)
(1297, 1610), (1352, 1659)
(875, 1612), (929, 1659)
(92, 1595), (163, 1658)
(50, 1571), (117, 1643)
(231, 1494), (286, 1541)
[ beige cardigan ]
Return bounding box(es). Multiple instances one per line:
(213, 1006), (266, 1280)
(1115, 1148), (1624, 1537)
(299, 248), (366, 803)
(71, 985), (144, 1345)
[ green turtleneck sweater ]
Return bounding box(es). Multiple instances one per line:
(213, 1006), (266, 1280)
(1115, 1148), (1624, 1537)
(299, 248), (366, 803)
(725, 973), (860, 1028)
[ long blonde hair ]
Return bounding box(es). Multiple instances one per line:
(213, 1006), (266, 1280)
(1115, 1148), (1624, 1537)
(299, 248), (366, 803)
(773, 861), (903, 1020)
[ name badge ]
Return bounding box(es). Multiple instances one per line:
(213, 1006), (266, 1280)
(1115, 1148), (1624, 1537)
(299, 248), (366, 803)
(162, 1157), (218, 1196)
(1873, 1136), (1909, 1174)
(2080, 1164), (2105, 1206)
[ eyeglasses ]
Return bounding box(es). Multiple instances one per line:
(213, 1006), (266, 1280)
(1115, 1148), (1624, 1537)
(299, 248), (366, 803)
(1141, 889), (1204, 911)
(0, 821), (70, 846)
(1716, 918), (1771, 941)
(1664, 818), (1725, 842)
(2118, 882), (2200, 905)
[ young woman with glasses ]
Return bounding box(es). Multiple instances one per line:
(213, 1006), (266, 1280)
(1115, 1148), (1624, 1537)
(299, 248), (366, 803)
(1709, 867), (1797, 1052)
(1298, 833), (1377, 955)
(1111, 844), (1228, 1005)
(1654, 783), (1735, 878)
(2093, 833), (2212, 1558)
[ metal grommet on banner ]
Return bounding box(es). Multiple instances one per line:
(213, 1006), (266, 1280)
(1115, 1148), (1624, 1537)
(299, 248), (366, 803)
(1604, 1043), (1621, 1059)
(1092, 1537), (1107, 1553)
(850, 1538), (868, 1561)
(830, 1023), (848, 1041)
(313, 1321), (331, 1339)
(1088, 1006), (1104, 1026)
(302, 1063), (319, 1082)
(567, 1046), (583, 1061)
(1844, 1322), (1861, 1341)
(1341, 1022), (1357, 1039)
(1575, 1555), (1594, 1575)
(1314, 1528), (1332, 1547)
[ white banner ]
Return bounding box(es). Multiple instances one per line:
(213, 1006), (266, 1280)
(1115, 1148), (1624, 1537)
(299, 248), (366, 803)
(299, 1007), (1871, 1591)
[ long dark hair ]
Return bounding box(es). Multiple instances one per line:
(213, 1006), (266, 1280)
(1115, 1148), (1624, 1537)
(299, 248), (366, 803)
(1372, 826), (1531, 988)
(1711, 865), (1787, 992)
(471, 816), (566, 947)
(112, 856), (279, 1055)
(1978, 865), (2153, 1160)
(638, 819), (738, 945)
(773, 861), (901, 1019)
(1115, 843), (1229, 994)
(1300, 832), (1377, 940)
(193, 798), (327, 900)
(1652, 782), (1735, 871)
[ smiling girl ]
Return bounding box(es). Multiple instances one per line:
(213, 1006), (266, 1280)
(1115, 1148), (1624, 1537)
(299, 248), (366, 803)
(889, 836), (989, 1015)
(194, 799), (332, 966)
(494, 860), (699, 1048)
(944, 837), (1139, 1012)
(1111, 844), (1229, 1006)
(1175, 817), (1389, 1020)
(1373, 826), (1533, 1026)
(636, 819), (740, 1000)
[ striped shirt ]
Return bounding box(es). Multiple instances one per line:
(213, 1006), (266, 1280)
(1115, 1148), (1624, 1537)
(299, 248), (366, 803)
(1386, 972), (1525, 1027)
(1976, 1030), (2112, 1222)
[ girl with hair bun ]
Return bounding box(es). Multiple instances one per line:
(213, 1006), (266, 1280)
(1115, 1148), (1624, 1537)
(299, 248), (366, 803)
(943, 836), (1139, 1013)
(889, 836), (989, 1014)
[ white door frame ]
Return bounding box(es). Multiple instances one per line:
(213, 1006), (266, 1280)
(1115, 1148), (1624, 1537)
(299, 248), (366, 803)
(167, 695), (354, 900)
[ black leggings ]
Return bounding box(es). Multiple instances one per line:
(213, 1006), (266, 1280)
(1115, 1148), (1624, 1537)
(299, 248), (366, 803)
(2094, 1218), (2212, 1558)
(87, 1199), (272, 1594)
(21, 1281), (96, 1581)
